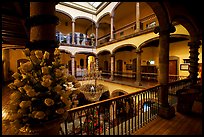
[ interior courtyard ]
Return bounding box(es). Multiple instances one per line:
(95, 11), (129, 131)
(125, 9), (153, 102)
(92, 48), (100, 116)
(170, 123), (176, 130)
(2, 1), (202, 135)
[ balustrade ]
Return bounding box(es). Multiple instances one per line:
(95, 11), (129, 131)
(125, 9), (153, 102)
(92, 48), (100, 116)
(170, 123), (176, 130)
(59, 77), (197, 135)
(61, 85), (160, 135)
(56, 32), (94, 46)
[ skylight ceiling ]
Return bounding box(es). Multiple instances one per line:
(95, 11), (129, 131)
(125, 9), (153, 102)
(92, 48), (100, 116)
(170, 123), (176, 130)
(60, 2), (107, 14)
(88, 2), (102, 9)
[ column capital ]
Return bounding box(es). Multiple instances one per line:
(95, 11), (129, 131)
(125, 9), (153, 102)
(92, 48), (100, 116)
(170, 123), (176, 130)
(95, 23), (99, 28)
(72, 19), (75, 23)
(111, 53), (115, 57)
(71, 55), (75, 58)
(135, 49), (143, 53)
(110, 12), (114, 18)
(154, 24), (176, 35)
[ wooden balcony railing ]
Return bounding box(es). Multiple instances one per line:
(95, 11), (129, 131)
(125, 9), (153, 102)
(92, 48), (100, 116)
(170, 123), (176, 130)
(60, 85), (160, 135)
(168, 78), (193, 95)
(102, 71), (188, 83)
(59, 77), (197, 135)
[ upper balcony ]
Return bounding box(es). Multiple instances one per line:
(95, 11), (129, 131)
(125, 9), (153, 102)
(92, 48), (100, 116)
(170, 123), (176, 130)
(56, 32), (96, 47)
(57, 13), (158, 49)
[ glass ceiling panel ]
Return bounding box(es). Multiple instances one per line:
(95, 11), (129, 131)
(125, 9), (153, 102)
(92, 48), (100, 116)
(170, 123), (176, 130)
(88, 2), (102, 9)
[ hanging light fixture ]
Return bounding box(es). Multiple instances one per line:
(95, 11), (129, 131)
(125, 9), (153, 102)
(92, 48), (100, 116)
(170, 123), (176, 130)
(80, 65), (106, 102)
(79, 13), (107, 102)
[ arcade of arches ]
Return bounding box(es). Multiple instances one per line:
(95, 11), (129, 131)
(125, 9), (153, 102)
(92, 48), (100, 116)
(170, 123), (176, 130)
(2, 2), (202, 122)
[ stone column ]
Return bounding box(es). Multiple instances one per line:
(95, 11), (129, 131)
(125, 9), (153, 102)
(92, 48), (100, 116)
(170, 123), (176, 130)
(188, 41), (201, 85)
(135, 49), (142, 86)
(154, 25), (176, 119)
(110, 54), (115, 81)
(95, 24), (99, 47)
(29, 2), (59, 63)
(71, 55), (75, 76)
(2, 49), (10, 82)
(135, 2), (140, 32)
(72, 19), (75, 45)
(110, 13), (114, 41)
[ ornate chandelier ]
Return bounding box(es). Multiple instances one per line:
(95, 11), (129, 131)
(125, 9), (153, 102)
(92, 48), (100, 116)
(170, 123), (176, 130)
(80, 62), (108, 102)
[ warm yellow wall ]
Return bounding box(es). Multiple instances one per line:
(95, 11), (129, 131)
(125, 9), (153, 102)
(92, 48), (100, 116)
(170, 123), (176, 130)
(114, 11), (135, 30)
(75, 23), (89, 34)
(9, 49), (27, 73)
(140, 2), (154, 18)
(75, 54), (87, 68)
(170, 41), (189, 76)
(56, 21), (71, 34)
(98, 49), (160, 73)
(96, 31), (158, 54)
(98, 28), (110, 39)
(98, 48), (160, 73)
(96, 24), (190, 54)
(173, 24), (189, 35)
(141, 47), (159, 66)
(56, 21), (87, 35)
(60, 53), (88, 69)
(98, 54), (111, 71)
(97, 40), (202, 77)
(87, 56), (95, 72)
(170, 40), (202, 76)
(115, 51), (137, 73)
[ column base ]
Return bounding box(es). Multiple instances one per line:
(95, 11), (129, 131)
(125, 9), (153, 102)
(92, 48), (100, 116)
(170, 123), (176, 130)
(109, 76), (114, 81)
(158, 105), (175, 119)
(109, 38), (114, 42)
(134, 81), (142, 86)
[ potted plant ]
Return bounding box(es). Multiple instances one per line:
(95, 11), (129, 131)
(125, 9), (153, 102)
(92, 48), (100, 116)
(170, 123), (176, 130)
(7, 48), (81, 135)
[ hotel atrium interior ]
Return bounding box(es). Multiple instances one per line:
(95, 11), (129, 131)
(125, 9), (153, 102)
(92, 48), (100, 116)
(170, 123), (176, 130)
(2, 1), (202, 135)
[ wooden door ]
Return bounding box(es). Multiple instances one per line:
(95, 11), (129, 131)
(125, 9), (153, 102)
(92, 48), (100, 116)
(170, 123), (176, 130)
(104, 61), (108, 72)
(132, 58), (137, 78)
(169, 60), (177, 80)
(117, 60), (123, 75)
